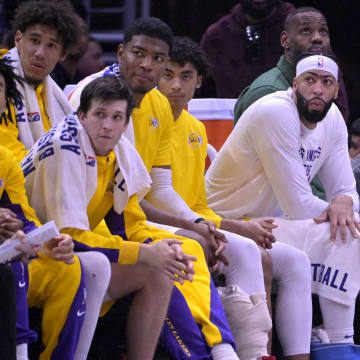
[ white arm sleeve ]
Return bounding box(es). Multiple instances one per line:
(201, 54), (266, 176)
(317, 110), (359, 211)
(249, 99), (329, 219)
(147, 167), (199, 222)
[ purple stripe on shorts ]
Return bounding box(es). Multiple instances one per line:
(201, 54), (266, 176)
(51, 259), (86, 360)
(11, 261), (38, 345)
(160, 286), (212, 360)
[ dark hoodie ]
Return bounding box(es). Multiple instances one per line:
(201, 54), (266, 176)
(200, 1), (295, 98)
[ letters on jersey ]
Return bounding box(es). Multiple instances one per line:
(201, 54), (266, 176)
(21, 113), (151, 229)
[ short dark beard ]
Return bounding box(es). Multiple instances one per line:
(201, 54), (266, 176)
(131, 85), (150, 95)
(296, 89), (333, 124)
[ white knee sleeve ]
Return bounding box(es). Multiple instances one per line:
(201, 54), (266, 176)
(220, 231), (265, 294)
(218, 285), (271, 360)
(269, 242), (312, 355)
(75, 252), (111, 360)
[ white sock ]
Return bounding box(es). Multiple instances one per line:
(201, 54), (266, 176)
(16, 343), (28, 360)
(74, 252), (111, 360)
(220, 230), (265, 294)
(269, 242), (312, 356)
(319, 296), (355, 344)
(211, 343), (239, 360)
(325, 327), (354, 344)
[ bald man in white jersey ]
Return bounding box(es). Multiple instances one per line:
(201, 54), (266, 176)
(206, 54), (360, 355)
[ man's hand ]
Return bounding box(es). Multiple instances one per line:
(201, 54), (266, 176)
(10, 230), (36, 263)
(221, 218), (276, 249)
(0, 208), (23, 241)
(196, 220), (228, 255)
(314, 194), (360, 242)
(242, 219), (276, 249)
(2, 230), (36, 263)
(138, 239), (197, 284)
(170, 243), (196, 282)
(250, 218), (278, 233)
(183, 221), (229, 272)
(39, 234), (75, 264)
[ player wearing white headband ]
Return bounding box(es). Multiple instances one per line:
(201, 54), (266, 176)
(296, 54), (338, 81)
(206, 53), (360, 357)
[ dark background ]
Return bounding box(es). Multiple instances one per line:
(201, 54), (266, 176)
(151, 0), (360, 125)
(2, 0), (360, 123)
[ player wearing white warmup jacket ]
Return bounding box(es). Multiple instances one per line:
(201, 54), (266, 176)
(206, 54), (360, 351)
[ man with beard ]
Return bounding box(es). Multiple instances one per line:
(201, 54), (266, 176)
(234, 7), (351, 202)
(200, 0), (295, 97)
(234, 7), (349, 123)
(206, 54), (360, 355)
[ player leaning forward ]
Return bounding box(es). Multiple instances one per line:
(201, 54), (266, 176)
(21, 75), (237, 360)
(206, 54), (360, 349)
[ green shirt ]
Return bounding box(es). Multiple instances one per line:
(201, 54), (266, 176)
(234, 55), (294, 124)
(233, 55), (327, 201)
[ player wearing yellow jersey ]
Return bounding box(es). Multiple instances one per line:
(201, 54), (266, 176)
(69, 17), (240, 360)
(0, 2), (111, 359)
(158, 36), (313, 360)
(0, 56), (91, 360)
(0, 1), (78, 163)
(0, 144), (86, 360)
(23, 75), (202, 360)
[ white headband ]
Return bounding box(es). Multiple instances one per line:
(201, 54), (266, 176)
(296, 55), (338, 81)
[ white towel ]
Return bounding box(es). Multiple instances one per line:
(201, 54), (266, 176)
(3, 47), (73, 149)
(272, 217), (360, 306)
(21, 113), (151, 231)
(68, 63), (136, 146)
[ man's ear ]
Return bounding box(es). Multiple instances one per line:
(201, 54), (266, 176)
(280, 31), (290, 49)
(59, 49), (68, 62)
(292, 76), (297, 90)
(78, 111), (85, 125)
(196, 75), (203, 89)
(117, 43), (124, 64)
(14, 30), (23, 49)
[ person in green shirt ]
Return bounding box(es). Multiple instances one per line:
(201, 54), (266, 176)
(234, 7), (349, 125)
(233, 6), (351, 201)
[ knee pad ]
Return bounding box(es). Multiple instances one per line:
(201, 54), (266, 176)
(218, 285), (272, 360)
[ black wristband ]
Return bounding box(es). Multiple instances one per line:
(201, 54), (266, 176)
(194, 217), (206, 224)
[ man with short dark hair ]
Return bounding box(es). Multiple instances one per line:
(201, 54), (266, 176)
(206, 54), (360, 356)
(0, 2), (112, 358)
(69, 17), (240, 360)
(234, 7), (349, 123)
(157, 35), (323, 360)
(24, 75), (200, 360)
(0, 0), (78, 162)
(0, 58), (92, 360)
(200, 0), (295, 98)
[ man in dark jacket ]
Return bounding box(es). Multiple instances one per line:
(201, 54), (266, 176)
(200, 0), (295, 98)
